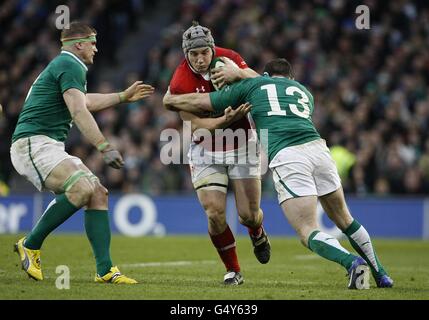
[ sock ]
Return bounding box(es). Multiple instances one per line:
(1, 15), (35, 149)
(210, 225), (240, 272)
(308, 230), (356, 271)
(84, 209), (113, 277)
(344, 220), (387, 278)
(247, 226), (263, 238)
(25, 194), (79, 250)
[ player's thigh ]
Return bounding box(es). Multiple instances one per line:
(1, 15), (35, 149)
(230, 178), (261, 216)
(190, 162), (228, 215)
(197, 188), (227, 216)
(190, 161), (229, 194)
(10, 135), (85, 193)
(281, 195), (319, 237)
(44, 157), (90, 193)
(270, 150), (317, 204)
(311, 139), (342, 197)
(228, 158), (261, 212)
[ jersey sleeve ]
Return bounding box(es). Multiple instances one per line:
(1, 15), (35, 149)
(169, 72), (184, 94)
(209, 80), (249, 113)
(56, 60), (87, 94)
(169, 63), (193, 94)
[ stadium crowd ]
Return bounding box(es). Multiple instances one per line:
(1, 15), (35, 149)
(1, 0), (429, 197)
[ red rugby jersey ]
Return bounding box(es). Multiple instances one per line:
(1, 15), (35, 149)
(169, 46), (252, 151)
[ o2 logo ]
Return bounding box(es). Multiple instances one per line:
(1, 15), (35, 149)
(113, 194), (165, 237)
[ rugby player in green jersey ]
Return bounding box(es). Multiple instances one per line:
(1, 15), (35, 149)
(11, 21), (154, 284)
(163, 58), (393, 289)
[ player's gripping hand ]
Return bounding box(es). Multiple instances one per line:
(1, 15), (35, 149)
(224, 102), (252, 126)
(120, 81), (155, 103)
(211, 57), (240, 88)
(100, 146), (124, 169)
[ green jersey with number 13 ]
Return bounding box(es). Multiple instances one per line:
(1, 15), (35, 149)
(209, 76), (321, 162)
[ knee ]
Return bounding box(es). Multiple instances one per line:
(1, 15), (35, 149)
(202, 202), (226, 225)
(67, 178), (95, 207)
(238, 203), (261, 226)
(89, 184), (109, 208)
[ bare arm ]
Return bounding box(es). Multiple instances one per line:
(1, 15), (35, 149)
(211, 57), (259, 89)
(179, 103), (251, 133)
(240, 67), (260, 78)
(85, 93), (120, 112)
(86, 81), (154, 112)
(64, 88), (107, 147)
(163, 90), (213, 113)
(64, 88), (124, 168)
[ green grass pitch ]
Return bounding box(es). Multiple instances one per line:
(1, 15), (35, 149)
(0, 234), (428, 300)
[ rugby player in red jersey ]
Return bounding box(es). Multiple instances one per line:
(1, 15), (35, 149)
(166, 22), (271, 285)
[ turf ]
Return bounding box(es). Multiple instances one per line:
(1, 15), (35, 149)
(0, 234), (428, 300)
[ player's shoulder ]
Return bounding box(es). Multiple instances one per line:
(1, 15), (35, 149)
(52, 51), (87, 72)
(170, 59), (198, 93)
(171, 59), (190, 78)
(214, 46), (247, 69)
(225, 76), (262, 93)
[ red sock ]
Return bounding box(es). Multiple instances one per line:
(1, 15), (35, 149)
(210, 225), (240, 272)
(247, 225), (263, 238)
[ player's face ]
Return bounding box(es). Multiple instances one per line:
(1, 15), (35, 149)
(187, 47), (213, 74)
(80, 35), (98, 65)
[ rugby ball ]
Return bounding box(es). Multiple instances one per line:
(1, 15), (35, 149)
(209, 56), (239, 91)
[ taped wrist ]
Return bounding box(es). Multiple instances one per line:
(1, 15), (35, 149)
(118, 92), (126, 103)
(97, 141), (110, 152)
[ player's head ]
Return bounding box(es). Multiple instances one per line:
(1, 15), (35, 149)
(263, 58), (294, 79)
(182, 21), (215, 74)
(61, 21), (97, 65)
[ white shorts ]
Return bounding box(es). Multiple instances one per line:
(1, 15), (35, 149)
(269, 139), (341, 204)
(10, 135), (83, 191)
(188, 139), (261, 193)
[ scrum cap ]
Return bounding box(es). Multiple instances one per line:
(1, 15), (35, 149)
(182, 21), (215, 53)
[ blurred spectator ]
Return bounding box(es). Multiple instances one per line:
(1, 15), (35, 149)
(2, 0), (429, 197)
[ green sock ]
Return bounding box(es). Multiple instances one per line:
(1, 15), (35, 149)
(308, 230), (356, 270)
(343, 220), (387, 278)
(84, 209), (113, 277)
(25, 194), (79, 250)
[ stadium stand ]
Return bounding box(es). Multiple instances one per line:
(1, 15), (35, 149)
(1, 0), (429, 196)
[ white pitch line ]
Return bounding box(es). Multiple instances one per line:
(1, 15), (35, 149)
(121, 260), (216, 268)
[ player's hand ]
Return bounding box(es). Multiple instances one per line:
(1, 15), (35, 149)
(101, 147), (124, 169)
(122, 81), (155, 102)
(224, 102), (251, 125)
(211, 57), (241, 89)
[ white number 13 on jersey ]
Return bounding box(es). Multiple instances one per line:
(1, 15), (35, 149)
(261, 84), (310, 119)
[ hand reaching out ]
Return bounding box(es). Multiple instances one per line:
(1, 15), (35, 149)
(121, 81), (155, 102)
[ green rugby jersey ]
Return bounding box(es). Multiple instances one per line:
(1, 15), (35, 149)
(209, 76), (321, 162)
(12, 51), (88, 143)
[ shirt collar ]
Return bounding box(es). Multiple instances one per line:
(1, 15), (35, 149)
(61, 50), (88, 71)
